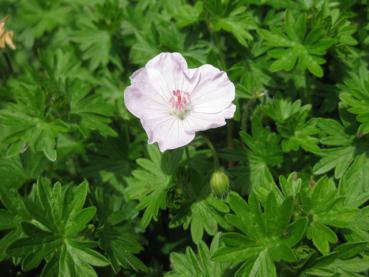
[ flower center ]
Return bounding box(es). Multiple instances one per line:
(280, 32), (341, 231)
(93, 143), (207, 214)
(170, 89), (191, 119)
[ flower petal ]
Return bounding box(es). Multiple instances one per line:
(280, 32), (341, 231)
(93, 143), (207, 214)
(124, 84), (170, 119)
(141, 116), (195, 152)
(183, 104), (236, 132)
(124, 53), (196, 118)
(181, 64), (236, 132)
(127, 68), (171, 108)
(190, 64), (235, 114)
(145, 52), (201, 94)
(145, 53), (188, 97)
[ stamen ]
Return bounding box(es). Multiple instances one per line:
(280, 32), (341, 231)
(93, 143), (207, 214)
(170, 89), (191, 119)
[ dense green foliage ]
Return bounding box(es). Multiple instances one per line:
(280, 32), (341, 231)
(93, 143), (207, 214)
(1, 0), (369, 276)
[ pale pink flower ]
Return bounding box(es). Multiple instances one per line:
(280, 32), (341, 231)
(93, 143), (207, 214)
(124, 52), (236, 152)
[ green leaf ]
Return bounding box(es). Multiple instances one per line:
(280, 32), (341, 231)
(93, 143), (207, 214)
(270, 48), (298, 72)
(260, 11), (336, 77)
(339, 65), (369, 134)
(167, 233), (227, 277)
(212, 6), (257, 47)
(212, 244), (262, 265)
(66, 207), (97, 235)
(339, 155), (369, 207)
(16, 1), (70, 47)
(313, 119), (356, 178)
(6, 179), (109, 276)
(262, 99), (320, 154)
(94, 188), (147, 273)
(169, 167), (230, 244)
(125, 145), (182, 228)
(72, 22), (111, 70)
(249, 250), (276, 277)
(213, 192), (298, 268)
(0, 188), (29, 261)
(69, 81), (117, 137)
(283, 218), (308, 247)
(307, 222), (337, 255)
(238, 116), (283, 190)
(165, 0), (203, 28)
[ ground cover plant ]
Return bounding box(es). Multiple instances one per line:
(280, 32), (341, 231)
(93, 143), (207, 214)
(1, 0), (369, 276)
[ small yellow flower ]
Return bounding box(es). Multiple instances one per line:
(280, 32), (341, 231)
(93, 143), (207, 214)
(0, 16), (16, 50)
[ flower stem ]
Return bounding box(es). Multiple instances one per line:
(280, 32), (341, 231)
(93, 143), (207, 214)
(305, 71), (312, 105)
(226, 122), (234, 168)
(201, 135), (219, 168)
(207, 20), (226, 70)
(241, 99), (256, 131)
(185, 146), (191, 165)
(3, 52), (13, 74)
(214, 32), (226, 70)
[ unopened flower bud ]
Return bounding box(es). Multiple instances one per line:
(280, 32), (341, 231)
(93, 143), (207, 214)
(210, 170), (230, 197)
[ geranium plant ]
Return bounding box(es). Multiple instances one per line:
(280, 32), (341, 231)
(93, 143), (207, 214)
(0, 0), (369, 276)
